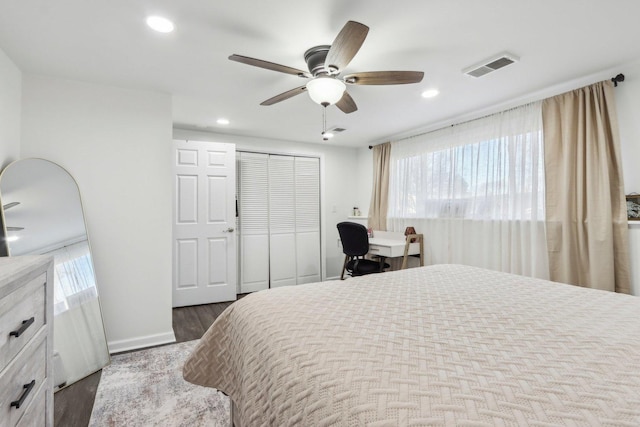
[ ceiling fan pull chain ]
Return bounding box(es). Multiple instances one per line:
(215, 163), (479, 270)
(321, 106), (335, 141)
(323, 106), (326, 133)
(322, 105), (328, 140)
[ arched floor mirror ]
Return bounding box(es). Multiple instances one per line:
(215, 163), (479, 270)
(0, 158), (110, 389)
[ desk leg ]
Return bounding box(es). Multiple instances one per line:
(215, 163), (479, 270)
(378, 256), (386, 272)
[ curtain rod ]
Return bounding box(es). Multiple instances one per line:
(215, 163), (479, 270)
(612, 73), (625, 87)
(368, 73), (627, 150)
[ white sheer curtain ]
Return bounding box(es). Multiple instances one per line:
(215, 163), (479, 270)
(388, 101), (549, 279)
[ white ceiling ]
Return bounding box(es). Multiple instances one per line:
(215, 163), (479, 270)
(1, 0), (640, 147)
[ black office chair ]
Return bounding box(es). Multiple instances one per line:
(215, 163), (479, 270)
(337, 221), (389, 280)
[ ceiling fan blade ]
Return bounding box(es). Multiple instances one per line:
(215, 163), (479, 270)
(229, 54), (311, 78)
(325, 21), (369, 72)
(260, 85), (307, 106)
(3, 201), (20, 210)
(343, 71), (424, 85)
(336, 91), (357, 114)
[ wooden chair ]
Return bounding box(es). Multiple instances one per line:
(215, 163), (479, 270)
(401, 234), (424, 269)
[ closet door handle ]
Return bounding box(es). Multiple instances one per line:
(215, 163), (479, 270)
(223, 227), (235, 233)
(9, 317), (35, 338)
(10, 380), (36, 409)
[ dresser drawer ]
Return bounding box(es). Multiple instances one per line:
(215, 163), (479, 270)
(15, 382), (47, 427)
(0, 331), (47, 427)
(0, 273), (47, 372)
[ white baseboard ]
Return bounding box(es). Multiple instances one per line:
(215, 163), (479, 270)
(108, 330), (177, 354)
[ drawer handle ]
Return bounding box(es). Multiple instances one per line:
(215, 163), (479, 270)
(9, 317), (35, 338)
(10, 380), (36, 409)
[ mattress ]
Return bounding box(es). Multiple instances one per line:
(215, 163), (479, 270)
(183, 264), (640, 426)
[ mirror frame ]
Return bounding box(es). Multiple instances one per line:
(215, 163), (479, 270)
(0, 158), (110, 389)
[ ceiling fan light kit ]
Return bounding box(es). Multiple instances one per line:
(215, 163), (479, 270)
(306, 77), (346, 106)
(229, 20), (424, 139)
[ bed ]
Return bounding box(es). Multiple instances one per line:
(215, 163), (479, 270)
(183, 264), (640, 426)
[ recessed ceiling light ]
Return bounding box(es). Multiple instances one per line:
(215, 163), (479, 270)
(216, 118), (230, 125)
(421, 89), (440, 99)
(146, 16), (174, 33)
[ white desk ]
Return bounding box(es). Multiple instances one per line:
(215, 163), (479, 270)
(368, 230), (421, 258)
(338, 229), (423, 278)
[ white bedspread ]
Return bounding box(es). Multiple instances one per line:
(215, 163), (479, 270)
(183, 264), (640, 426)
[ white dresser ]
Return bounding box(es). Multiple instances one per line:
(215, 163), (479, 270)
(0, 256), (54, 427)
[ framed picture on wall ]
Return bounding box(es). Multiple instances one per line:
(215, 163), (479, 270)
(626, 194), (640, 220)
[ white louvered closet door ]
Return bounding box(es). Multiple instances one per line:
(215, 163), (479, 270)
(295, 156), (321, 284)
(238, 152), (321, 291)
(269, 155), (297, 288)
(237, 152), (270, 293)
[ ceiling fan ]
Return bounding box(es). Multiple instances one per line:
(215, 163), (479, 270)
(229, 21), (424, 114)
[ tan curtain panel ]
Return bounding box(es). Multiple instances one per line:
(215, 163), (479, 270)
(368, 142), (391, 231)
(542, 80), (630, 293)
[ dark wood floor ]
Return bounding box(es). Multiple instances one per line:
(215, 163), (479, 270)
(54, 297), (240, 426)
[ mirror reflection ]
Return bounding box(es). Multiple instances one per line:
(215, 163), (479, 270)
(0, 158), (110, 389)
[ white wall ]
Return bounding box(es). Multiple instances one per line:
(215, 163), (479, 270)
(21, 75), (174, 352)
(616, 61), (640, 195)
(0, 48), (21, 169)
(173, 128), (360, 280)
(354, 147), (373, 218)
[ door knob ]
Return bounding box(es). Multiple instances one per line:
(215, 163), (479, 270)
(223, 227), (235, 233)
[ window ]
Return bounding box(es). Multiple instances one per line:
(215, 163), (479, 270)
(390, 131), (544, 221)
(387, 101), (549, 279)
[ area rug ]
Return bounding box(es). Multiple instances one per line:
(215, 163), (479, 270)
(89, 340), (229, 426)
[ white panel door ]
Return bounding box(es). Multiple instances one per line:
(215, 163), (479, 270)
(172, 140), (237, 307)
(237, 152), (270, 293)
(269, 155), (297, 288)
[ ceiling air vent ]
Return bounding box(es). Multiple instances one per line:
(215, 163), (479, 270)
(463, 52), (519, 78)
